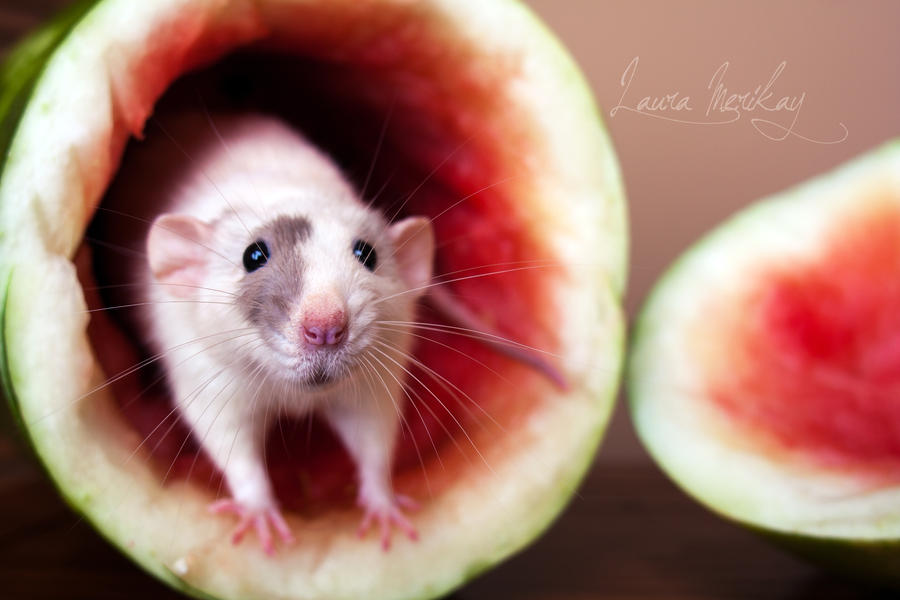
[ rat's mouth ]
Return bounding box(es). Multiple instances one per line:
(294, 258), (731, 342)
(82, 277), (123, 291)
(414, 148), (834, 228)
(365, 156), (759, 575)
(308, 367), (332, 386)
(302, 365), (338, 388)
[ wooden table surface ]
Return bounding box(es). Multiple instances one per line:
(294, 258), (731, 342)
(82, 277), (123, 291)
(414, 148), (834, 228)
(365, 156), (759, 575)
(0, 435), (888, 600)
(0, 2), (894, 599)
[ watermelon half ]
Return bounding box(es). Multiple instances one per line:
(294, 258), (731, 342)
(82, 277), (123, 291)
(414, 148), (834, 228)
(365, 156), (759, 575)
(630, 141), (900, 582)
(0, 1), (627, 599)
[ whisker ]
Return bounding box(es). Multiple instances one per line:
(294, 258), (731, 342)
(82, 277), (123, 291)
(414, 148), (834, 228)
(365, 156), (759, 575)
(110, 342), (256, 548)
(373, 263), (564, 306)
(121, 339), (265, 548)
(26, 327), (256, 428)
(373, 323), (512, 387)
(122, 333), (262, 466)
(361, 94), (396, 207)
(158, 344), (268, 466)
(368, 344), (494, 475)
(430, 176), (519, 224)
(385, 135), (474, 224)
(370, 338), (572, 487)
(165, 345), (269, 550)
(155, 365), (240, 482)
(150, 116), (258, 246)
(379, 319), (559, 358)
(381, 175), (521, 264)
(213, 359), (271, 501)
(370, 335), (505, 433)
(85, 281), (238, 297)
(197, 101), (266, 228)
(431, 258), (565, 281)
(84, 236), (147, 260)
(361, 350), (446, 480)
(94, 206), (237, 268)
(364, 169), (398, 210)
(83, 299), (236, 313)
(259, 368), (275, 487)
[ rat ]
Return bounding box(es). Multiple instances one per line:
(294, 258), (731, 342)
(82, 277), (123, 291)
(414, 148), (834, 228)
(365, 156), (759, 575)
(96, 111), (565, 554)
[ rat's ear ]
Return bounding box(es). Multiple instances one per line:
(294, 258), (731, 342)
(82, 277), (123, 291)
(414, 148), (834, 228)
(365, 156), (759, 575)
(388, 216), (434, 293)
(147, 214), (215, 298)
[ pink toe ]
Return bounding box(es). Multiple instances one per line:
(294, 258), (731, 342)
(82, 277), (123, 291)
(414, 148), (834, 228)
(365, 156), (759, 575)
(255, 517), (274, 556)
(358, 512), (374, 538)
(212, 498), (295, 554)
(396, 495), (419, 511)
(232, 522), (250, 545)
(398, 519), (418, 540)
(209, 499), (236, 515)
(269, 509), (295, 544)
(380, 523), (391, 551)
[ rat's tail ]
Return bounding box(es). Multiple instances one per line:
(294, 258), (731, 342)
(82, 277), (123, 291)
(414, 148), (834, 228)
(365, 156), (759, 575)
(425, 286), (570, 392)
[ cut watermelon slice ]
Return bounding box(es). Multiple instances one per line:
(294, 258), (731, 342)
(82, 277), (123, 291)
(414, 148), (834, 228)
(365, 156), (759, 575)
(0, 1), (627, 599)
(630, 141), (900, 583)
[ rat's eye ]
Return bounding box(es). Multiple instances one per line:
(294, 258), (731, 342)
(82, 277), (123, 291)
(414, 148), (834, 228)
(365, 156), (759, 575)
(352, 239), (377, 271)
(243, 240), (269, 272)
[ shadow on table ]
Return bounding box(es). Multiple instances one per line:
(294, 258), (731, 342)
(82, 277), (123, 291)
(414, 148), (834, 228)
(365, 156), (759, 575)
(449, 465), (887, 600)
(785, 576), (895, 600)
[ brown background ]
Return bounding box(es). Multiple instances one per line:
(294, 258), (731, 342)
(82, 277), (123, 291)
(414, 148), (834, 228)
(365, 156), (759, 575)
(523, 0), (900, 462)
(2, 1), (900, 598)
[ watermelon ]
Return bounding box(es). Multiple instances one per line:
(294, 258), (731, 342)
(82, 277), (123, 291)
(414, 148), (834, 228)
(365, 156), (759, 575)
(0, 1), (627, 599)
(630, 141), (900, 583)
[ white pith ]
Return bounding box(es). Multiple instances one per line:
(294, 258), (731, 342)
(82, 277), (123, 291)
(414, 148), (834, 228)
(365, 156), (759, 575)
(0, 1), (626, 599)
(631, 140), (900, 541)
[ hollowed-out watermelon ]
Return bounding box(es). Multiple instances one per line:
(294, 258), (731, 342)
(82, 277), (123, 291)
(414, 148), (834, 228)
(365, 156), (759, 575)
(0, 1), (627, 598)
(630, 141), (900, 583)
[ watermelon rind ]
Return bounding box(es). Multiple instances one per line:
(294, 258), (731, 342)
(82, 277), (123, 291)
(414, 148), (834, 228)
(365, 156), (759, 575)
(630, 140), (900, 583)
(0, 1), (628, 599)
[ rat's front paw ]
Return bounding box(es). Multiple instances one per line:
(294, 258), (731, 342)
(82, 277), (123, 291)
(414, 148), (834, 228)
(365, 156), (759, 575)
(209, 498), (295, 556)
(357, 491), (419, 551)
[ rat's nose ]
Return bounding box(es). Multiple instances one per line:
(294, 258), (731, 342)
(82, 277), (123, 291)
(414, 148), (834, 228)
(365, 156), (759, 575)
(302, 321), (346, 346)
(300, 292), (348, 348)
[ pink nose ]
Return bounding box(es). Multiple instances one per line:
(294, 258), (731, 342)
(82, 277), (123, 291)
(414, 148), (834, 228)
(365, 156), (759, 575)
(302, 322), (346, 346)
(300, 291), (348, 348)
(301, 312), (347, 347)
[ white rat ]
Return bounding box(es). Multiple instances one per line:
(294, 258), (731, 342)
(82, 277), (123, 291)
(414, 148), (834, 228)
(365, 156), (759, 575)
(102, 113), (428, 553)
(98, 112), (565, 554)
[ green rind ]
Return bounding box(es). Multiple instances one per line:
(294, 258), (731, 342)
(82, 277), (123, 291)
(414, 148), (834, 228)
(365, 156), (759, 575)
(423, 281), (626, 599)
(2, 275), (201, 599)
(452, 281), (627, 592)
(0, 0), (100, 437)
(0, 6), (191, 591)
(628, 139), (900, 584)
(0, 0), (98, 176)
(0, 1), (626, 598)
(507, 1), (629, 298)
(0, 269), (19, 430)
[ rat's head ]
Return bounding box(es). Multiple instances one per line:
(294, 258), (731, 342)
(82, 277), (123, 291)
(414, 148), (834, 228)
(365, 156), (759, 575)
(146, 198), (434, 391)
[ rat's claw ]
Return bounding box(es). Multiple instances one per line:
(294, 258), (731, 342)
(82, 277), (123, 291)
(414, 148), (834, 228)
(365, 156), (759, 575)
(357, 495), (419, 551)
(267, 507), (294, 544)
(209, 499), (294, 555)
(395, 494), (419, 511)
(254, 515), (274, 555)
